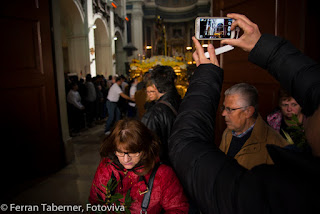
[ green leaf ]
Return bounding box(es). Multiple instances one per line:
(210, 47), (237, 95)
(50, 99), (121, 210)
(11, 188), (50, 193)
(125, 208), (131, 214)
(94, 184), (108, 197)
(97, 193), (104, 202)
(107, 177), (113, 189)
(113, 193), (124, 200)
(285, 119), (297, 125)
(291, 114), (300, 123)
(93, 176), (133, 213)
(114, 200), (120, 206)
(110, 193), (123, 204)
(125, 189), (131, 201)
(111, 179), (120, 191)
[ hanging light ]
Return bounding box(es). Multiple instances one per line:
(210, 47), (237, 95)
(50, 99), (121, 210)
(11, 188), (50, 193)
(111, 2), (117, 8)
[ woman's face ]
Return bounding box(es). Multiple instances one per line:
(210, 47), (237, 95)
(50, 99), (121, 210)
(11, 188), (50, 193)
(280, 97), (302, 119)
(146, 85), (160, 101)
(115, 145), (141, 169)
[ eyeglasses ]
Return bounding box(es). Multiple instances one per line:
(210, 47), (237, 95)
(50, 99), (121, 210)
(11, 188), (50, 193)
(115, 151), (140, 157)
(221, 105), (248, 114)
(146, 90), (156, 94)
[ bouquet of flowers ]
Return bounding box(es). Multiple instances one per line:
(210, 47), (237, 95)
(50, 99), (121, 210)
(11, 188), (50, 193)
(282, 114), (309, 151)
(93, 174), (133, 214)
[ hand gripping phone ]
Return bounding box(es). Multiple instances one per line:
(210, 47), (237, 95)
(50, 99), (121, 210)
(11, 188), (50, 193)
(195, 17), (235, 40)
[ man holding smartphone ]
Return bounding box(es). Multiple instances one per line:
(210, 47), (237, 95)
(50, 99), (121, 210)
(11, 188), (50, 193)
(169, 13), (320, 214)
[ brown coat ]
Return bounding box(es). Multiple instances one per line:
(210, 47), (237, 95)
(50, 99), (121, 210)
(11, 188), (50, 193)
(219, 114), (289, 169)
(135, 89), (147, 120)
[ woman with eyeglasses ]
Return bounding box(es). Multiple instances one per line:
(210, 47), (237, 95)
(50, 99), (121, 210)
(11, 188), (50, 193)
(89, 118), (189, 213)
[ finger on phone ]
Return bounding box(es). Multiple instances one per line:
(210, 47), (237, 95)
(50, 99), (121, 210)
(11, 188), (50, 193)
(227, 13), (254, 26)
(192, 36), (205, 55)
(207, 44), (218, 66)
(221, 38), (240, 47)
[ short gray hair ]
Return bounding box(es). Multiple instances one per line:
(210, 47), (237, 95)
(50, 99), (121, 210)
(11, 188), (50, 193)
(224, 83), (259, 118)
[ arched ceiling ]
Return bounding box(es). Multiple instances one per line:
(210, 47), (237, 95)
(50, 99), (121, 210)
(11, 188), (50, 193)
(59, 0), (84, 36)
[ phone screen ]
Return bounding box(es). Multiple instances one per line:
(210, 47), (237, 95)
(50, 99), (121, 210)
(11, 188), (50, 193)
(198, 18), (233, 39)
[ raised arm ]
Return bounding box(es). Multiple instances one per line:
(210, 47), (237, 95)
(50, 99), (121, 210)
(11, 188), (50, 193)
(168, 37), (246, 213)
(248, 34), (320, 117)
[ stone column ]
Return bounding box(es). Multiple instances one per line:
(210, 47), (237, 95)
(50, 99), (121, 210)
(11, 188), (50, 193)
(131, 0), (144, 58)
(68, 34), (89, 75)
(110, 7), (116, 75)
(51, 0), (73, 163)
(87, 0), (97, 77)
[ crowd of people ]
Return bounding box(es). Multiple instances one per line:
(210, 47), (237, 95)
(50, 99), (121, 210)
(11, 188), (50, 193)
(66, 13), (320, 214)
(66, 73), (108, 134)
(65, 73), (137, 135)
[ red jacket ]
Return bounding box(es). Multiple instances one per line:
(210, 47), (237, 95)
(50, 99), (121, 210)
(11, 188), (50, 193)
(89, 158), (189, 213)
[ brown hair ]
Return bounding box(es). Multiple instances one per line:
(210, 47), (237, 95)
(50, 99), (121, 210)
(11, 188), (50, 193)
(145, 80), (154, 88)
(278, 88), (293, 106)
(100, 118), (160, 175)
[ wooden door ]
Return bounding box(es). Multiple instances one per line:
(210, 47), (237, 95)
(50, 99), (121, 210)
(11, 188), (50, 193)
(0, 0), (64, 201)
(211, 0), (316, 145)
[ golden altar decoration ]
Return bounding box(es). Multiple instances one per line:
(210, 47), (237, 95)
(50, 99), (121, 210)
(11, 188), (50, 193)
(129, 56), (188, 98)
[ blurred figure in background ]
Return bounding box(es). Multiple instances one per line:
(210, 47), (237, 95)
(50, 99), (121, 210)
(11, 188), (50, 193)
(84, 74), (97, 127)
(105, 77), (133, 135)
(135, 71), (152, 120)
(67, 82), (85, 134)
(127, 78), (139, 118)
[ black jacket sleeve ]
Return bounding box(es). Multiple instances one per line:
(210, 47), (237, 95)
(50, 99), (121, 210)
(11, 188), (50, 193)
(168, 64), (261, 213)
(168, 37), (320, 214)
(248, 34), (320, 117)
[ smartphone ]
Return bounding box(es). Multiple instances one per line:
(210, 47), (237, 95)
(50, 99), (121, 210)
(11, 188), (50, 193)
(195, 17), (235, 40)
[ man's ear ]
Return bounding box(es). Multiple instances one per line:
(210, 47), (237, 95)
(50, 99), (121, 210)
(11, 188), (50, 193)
(245, 106), (255, 118)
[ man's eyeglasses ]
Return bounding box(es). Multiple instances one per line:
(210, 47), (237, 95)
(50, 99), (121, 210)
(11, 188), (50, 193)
(115, 151), (140, 157)
(221, 105), (248, 114)
(146, 90), (156, 94)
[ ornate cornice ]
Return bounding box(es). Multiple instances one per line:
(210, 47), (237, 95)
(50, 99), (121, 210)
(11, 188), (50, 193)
(114, 13), (125, 31)
(155, 0), (197, 8)
(92, 0), (110, 22)
(143, 3), (210, 22)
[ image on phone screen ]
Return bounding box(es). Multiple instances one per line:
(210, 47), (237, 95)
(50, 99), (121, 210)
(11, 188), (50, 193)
(199, 18), (233, 39)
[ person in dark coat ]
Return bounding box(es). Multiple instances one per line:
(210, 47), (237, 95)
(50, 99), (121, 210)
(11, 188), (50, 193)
(142, 65), (181, 165)
(168, 13), (320, 214)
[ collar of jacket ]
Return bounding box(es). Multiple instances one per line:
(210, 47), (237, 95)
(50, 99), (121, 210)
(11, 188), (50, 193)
(107, 157), (161, 175)
(226, 114), (267, 156)
(107, 158), (144, 174)
(157, 89), (180, 105)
